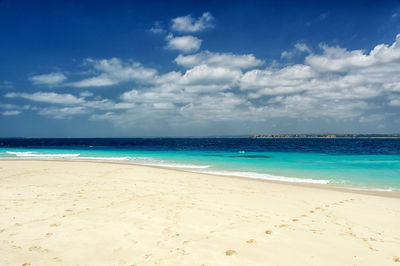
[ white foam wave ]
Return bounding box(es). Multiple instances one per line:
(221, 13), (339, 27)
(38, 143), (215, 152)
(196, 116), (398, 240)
(6, 151), (80, 158)
(139, 162), (210, 169)
(195, 169), (331, 184)
(75, 156), (130, 161)
(347, 186), (395, 192)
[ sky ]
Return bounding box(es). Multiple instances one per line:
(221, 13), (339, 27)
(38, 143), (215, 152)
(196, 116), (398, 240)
(1, 0), (400, 137)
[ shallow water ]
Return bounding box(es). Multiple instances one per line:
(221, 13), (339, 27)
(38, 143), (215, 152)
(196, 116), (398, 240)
(1, 138), (399, 191)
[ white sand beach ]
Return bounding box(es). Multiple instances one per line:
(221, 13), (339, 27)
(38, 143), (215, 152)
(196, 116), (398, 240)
(0, 160), (399, 265)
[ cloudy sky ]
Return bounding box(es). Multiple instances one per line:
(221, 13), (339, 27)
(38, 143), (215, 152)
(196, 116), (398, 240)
(1, 0), (400, 137)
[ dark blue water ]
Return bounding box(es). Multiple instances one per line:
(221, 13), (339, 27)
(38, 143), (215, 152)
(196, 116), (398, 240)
(1, 138), (400, 154)
(1, 138), (400, 190)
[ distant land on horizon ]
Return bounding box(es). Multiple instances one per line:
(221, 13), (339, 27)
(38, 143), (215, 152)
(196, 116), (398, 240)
(1, 134), (400, 139)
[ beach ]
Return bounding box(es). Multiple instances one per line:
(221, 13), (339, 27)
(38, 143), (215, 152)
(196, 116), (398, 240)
(1, 160), (399, 265)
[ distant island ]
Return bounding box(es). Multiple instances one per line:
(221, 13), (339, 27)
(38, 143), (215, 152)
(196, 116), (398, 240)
(253, 134), (400, 139)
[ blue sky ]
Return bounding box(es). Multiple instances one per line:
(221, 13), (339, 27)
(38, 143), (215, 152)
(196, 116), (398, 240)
(1, 0), (400, 137)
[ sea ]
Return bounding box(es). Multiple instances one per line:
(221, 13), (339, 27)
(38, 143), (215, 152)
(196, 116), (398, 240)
(1, 138), (400, 191)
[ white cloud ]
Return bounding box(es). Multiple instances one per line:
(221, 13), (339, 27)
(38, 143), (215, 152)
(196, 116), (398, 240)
(4, 33), (400, 132)
(175, 51), (264, 69)
(149, 21), (165, 34)
(171, 12), (214, 33)
(0, 81), (13, 89)
(180, 64), (241, 92)
(388, 95), (400, 106)
(281, 42), (311, 59)
(38, 106), (87, 119)
(359, 114), (385, 123)
(294, 43), (311, 53)
(0, 103), (30, 110)
(80, 91), (94, 97)
(29, 72), (67, 85)
(2, 110), (21, 116)
(306, 34), (400, 73)
(4, 92), (85, 105)
(166, 34), (202, 53)
(70, 58), (157, 87)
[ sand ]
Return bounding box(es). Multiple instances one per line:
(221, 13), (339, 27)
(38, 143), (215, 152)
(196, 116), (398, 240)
(0, 160), (399, 265)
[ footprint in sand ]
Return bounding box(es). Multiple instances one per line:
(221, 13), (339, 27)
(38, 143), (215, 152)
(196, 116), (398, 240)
(225, 250), (237, 256)
(28, 246), (49, 253)
(292, 219), (299, 222)
(246, 239), (255, 244)
(393, 257), (400, 262)
(265, 230), (272, 234)
(50, 224), (60, 227)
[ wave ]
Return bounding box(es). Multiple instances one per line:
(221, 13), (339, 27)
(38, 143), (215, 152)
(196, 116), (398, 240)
(73, 156), (130, 161)
(6, 151), (80, 158)
(195, 169), (331, 184)
(138, 162), (210, 169)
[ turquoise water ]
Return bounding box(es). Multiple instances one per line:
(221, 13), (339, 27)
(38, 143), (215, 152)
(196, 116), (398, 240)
(1, 146), (400, 191)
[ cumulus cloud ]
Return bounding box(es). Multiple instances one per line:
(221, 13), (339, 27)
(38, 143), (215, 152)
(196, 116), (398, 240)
(0, 81), (13, 89)
(3, 90), (137, 119)
(70, 58), (157, 87)
(38, 106), (87, 119)
(2, 110), (21, 116)
(171, 12), (214, 33)
(388, 95), (400, 106)
(79, 91), (93, 97)
(166, 34), (202, 53)
(29, 72), (67, 85)
(149, 21), (165, 34)
(0, 103), (30, 110)
(281, 42), (311, 59)
(4, 92), (84, 105)
(175, 51), (264, 69)
(180, 64), (241, 92)
(4, 33), (400, 133)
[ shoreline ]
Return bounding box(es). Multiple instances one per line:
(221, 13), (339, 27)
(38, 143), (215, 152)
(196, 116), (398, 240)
(1, 158), (399, 199)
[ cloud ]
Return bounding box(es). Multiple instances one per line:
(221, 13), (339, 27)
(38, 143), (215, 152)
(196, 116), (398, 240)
(79, 91), (93, 97)
(0, 81), (13, 89)
(180, 64), (241, 92)
(171, 12), (214, 33)
(4, 33), (400, 133)
(70, 58), (157, 87)
(305, 34), (400, 72)
(166, 34), (202, 53)
(2, 110), (21, 116)
(294, 43), (311, 53)
(149, 21), (165, 34)
(38, 106), (87, 119)
(175, 51), (264, 69)
(0, 103), (30, 110)
(388, 95), (400, 106)
(359, 114), (385, 123)
(4, 92), (84, 105)
(281, 42), (311, 59)
(29, 72), (67, 85)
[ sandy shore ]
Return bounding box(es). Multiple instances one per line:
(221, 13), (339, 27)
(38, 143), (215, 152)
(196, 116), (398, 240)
(0, 160), (399, 265)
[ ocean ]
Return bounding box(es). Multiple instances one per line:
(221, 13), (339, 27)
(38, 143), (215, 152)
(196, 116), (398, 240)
(1, 138), (399, 191)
